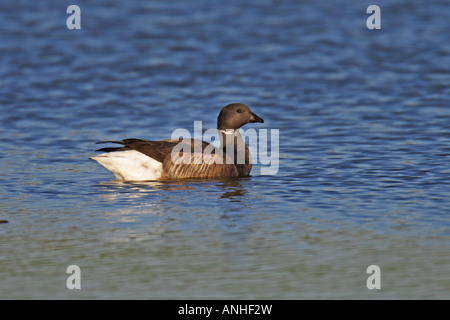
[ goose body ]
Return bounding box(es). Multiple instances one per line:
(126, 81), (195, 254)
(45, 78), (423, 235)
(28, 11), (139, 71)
(90, 103), (264, 181)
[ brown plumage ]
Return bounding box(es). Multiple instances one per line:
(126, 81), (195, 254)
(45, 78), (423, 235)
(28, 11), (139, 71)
(91, 103), (264, 180)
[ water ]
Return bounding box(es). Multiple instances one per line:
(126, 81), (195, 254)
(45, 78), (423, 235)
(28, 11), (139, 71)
(1, 0), (449, 299)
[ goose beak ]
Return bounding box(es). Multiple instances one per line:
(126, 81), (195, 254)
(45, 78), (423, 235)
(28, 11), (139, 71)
(249, 112), (264, 123)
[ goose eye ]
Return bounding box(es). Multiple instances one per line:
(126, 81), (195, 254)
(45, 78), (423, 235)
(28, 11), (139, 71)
(236, 109), (242, 113)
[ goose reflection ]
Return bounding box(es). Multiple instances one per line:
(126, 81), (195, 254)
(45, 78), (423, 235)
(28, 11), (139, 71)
(96, 177), (248, 201)
(218, 178), (247, 201)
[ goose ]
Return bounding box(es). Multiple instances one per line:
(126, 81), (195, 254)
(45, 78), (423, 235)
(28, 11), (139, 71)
(90, 103), (264, 180)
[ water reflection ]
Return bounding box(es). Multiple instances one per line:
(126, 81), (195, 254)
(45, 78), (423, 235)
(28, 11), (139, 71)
(94, 177), (255, 244)
(96, 177), (249, 202)
(219, 178), (247, 200)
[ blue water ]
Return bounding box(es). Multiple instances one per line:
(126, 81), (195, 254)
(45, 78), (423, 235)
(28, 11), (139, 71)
(0, 0), (449, 299)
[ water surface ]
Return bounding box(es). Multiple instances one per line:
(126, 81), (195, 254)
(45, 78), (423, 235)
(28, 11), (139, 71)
(0, 0), (449, 299)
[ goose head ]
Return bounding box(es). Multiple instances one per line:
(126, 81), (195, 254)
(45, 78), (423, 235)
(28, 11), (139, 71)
(217, 103), (264, 131)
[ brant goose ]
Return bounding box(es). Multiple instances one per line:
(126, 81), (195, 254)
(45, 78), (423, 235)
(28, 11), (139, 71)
(90, 103), (264, 180)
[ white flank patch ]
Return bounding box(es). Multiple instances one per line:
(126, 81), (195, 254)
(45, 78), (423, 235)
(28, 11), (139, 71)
(90, 150), (163, 181)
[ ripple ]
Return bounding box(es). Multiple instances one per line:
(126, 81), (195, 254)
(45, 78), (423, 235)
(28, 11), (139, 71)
(1, 0), (449, 299)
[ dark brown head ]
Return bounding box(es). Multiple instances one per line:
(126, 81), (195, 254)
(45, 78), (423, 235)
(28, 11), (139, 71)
(217, 103), (264, 130)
